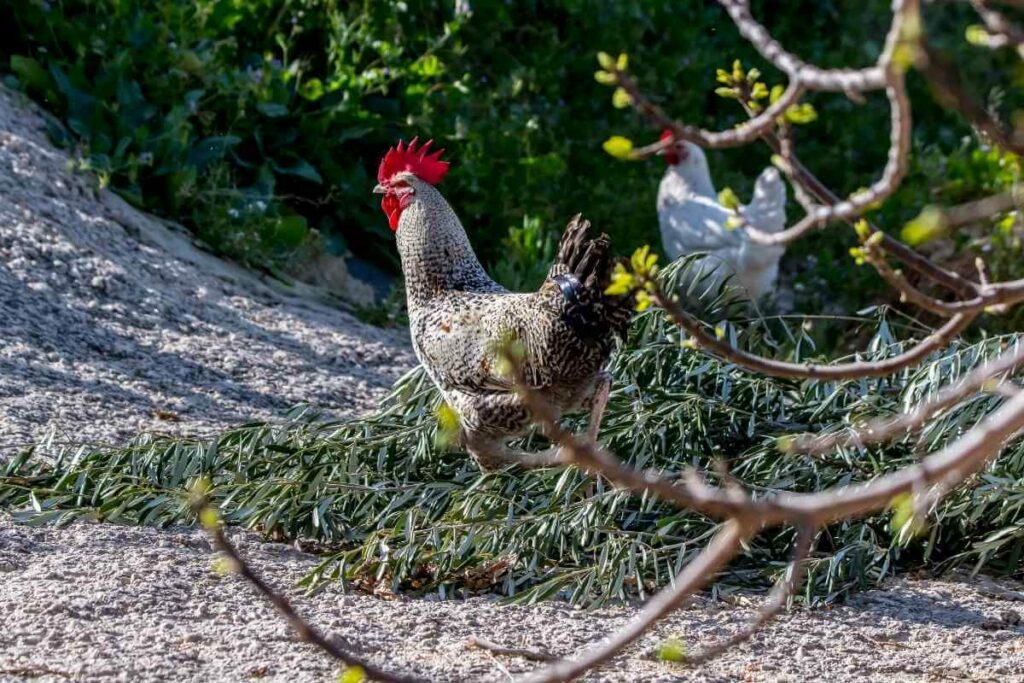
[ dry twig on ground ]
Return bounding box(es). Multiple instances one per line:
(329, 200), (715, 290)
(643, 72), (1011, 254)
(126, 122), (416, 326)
(189, 492), (428, 683)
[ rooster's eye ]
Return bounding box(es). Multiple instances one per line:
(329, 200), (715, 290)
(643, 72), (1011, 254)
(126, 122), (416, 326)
(391, 179), (416, 196)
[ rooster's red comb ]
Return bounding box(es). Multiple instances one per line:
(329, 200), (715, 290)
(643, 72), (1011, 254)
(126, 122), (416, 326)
(377, 137), (450, 186)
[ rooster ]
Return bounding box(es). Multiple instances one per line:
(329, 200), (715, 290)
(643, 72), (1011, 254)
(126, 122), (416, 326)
(657, 131), (787, 301)
(373, 138), (632, 470)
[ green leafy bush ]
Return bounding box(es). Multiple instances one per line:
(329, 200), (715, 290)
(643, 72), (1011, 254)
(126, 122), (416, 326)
(3, 0), (462, 266)
(896, 141), (1023, 277)
(6, 0), (1014, 308)
(489, 215), (559, 291)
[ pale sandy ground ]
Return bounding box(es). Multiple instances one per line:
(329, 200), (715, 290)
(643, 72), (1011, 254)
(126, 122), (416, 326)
(0, 86), (1022, 682)
(0, 86), (412, 451)
(1, 515), (1023, 683)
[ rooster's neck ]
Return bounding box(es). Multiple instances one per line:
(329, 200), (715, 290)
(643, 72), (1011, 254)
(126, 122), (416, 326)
(395, 185), (499, 303)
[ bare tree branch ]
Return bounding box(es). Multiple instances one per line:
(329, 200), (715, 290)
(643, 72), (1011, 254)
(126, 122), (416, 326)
(918, 41), (1024, 154)
(191, 496), (426, 683)
(496, 343), (1024, 680)
(778, 143), (982, 297)
(615, 71), (805, 151)
(981, 0), (1024, 10)
(716, 0), (889, 91)
(516, 522), (747, 683)
(743, 76), (912, 246)
(685, 523), (816, 666)
(860, 245), (981, 316)
(938, 191), (1018, 229)
(790, 341), (1024, 455)
(466, 637), (558, 663)
(655, 288), (977, 380)
(971, 0), (1024, 53)
(500, 337), (1024, 527)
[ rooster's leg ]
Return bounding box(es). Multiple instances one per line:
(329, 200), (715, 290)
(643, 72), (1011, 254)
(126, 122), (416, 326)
(585, 373), (612, 442)
(461, 377), (611, 472)
(460, 392), (567, 471)
(507, 445), (567, 468)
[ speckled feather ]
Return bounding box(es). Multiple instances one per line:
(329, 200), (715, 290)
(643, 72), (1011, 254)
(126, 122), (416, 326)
(393, 175), (631, 467)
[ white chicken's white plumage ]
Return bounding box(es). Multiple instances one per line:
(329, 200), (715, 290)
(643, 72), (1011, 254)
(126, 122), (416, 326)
(657, 140), (787, 301)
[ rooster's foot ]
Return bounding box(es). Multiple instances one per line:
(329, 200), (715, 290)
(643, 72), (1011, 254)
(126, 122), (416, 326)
(468, 443), (568, 472)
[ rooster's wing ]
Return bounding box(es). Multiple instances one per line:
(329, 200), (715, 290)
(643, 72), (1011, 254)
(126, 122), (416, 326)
(410, 216), (629, 396)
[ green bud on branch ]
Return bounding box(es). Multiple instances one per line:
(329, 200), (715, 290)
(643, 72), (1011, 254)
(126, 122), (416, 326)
(602, 135), (635, 160)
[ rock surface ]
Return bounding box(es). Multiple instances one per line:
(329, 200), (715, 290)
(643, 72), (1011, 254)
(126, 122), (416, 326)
(0, 86), (1022, 683)
(0, 87), (413, 450)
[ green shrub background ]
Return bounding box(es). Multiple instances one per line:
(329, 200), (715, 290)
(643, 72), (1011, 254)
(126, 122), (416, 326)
(4, 0), (1022, 305)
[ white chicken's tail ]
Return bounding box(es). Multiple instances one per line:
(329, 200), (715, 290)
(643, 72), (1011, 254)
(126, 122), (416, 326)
(744, 167), (787, 235)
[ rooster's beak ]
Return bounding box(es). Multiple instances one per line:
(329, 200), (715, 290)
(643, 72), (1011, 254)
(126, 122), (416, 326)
(372, 183), (387, 194)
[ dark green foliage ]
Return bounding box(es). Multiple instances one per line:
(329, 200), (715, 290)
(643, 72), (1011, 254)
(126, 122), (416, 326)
(2, 0), (461, 266)
(490, 215), (560, 291)
(3, 282), (1021, 605)
(5, 0), (1019, 308)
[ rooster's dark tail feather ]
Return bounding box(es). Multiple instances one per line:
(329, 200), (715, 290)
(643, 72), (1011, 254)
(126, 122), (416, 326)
(548, 214), (634, 344)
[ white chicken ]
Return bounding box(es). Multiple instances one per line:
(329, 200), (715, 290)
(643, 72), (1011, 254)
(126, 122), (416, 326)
(656, 131), (787, 301)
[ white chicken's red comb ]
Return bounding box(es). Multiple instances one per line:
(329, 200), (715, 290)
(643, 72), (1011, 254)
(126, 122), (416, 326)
(377, 137), (449, 186)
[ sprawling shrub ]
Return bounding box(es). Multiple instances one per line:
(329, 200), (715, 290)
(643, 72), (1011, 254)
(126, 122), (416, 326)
(4, 301), (1021, 605)
(3, 0), (461, 266)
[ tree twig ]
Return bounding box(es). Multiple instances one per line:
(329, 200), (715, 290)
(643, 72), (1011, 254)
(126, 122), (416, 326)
(466, 636), (558, 663)
(656, 288), (977, 380)
(684, 522), (816, 665)
(917, 40), (1024, 154)
(971, 0), (1024, 53)
(190, 495), (426, 683)
(494, 346), (1024, 681)
(717, 0), (889, 91)
(516, 522), (748, 683)
(790, 341), (1024, 455)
